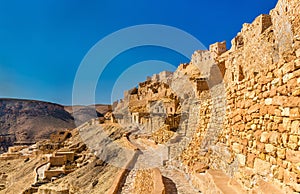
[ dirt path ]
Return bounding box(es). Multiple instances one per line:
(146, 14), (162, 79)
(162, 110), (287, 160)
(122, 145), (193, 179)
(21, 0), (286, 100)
(118, 134), (199, 194)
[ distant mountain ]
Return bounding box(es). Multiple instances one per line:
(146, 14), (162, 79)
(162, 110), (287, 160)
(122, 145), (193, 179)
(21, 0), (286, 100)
(64, 104), (112, 125)
(0, 99), (75, 144)
(0, 98), (111, 152)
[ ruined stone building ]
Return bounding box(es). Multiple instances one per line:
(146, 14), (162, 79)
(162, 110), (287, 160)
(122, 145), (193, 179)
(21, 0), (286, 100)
(111, 0), (300, 192)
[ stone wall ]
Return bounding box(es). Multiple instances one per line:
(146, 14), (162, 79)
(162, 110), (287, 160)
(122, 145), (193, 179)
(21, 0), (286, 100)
(49, 156), (66, 166)
(110, 0), (299, 192)
(179, 0), (300, 192)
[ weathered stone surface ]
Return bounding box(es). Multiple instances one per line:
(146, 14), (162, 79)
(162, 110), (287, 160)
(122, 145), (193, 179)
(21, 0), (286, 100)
(254, 158), (271, 176)
(286, 150), (300, 163)
(109, 0), (300, 193)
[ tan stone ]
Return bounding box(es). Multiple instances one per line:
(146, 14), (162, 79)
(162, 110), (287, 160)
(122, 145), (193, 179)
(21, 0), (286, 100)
(274, 116), (283, 124)
(289, 135), (298, 144)
(254, 158), (271, 176)
(281, 107), (290, 117)
(287, 78), (298, 92)
(282, 133), (289, 146)
(283, 170), (298, 186)
(237, 154), (246, 166)
(272, 96), (288, 106)
(265, 144), (276, 153)
(232, 143), (243, 154)
(286, 96), (300, 107)
(256, 142), (265, 152)
(292, 162), (300, 175)
(290, 108), (300, 119)
(292, 87), (300, 96)
(282, 117), (291, 130)
(269, 131), (279, 145)
(288, 142), (298, 150)
(296, 49), (300, 58)
(247, 104), (260, 114)
(286, 150), (300, 163)
(246, 153), (256, 168)
(291, 120), (300, 134)
(277, 148), (286, 159)
(260, 132), (269, 143)
(280, 62), (295, 74)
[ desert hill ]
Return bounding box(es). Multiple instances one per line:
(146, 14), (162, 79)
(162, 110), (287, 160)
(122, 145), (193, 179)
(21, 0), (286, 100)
(0, 99), (111, 153)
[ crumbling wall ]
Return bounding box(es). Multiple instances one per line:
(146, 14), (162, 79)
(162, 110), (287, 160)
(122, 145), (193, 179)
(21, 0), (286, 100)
(182, 0), (300, 192)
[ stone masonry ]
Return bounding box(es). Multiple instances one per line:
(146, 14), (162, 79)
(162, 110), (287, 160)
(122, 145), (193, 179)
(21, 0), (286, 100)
(111, 0), (300, 192)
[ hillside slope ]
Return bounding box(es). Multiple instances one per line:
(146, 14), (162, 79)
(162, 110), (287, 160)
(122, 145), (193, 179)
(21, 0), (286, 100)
(0, 99), (76, 147)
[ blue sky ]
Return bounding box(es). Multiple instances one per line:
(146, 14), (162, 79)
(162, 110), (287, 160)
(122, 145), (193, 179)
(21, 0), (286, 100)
(0, 0), (278, 105)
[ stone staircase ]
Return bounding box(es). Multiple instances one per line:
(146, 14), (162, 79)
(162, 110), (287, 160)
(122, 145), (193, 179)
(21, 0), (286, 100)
(191, 169), (248, 194)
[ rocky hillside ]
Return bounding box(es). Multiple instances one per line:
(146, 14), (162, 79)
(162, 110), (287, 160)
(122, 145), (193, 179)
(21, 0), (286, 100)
(0, 99), (111, 153)
(0, 0), (299, 193)
(0, 99), (75, 147)
(64, 104), (111, 125)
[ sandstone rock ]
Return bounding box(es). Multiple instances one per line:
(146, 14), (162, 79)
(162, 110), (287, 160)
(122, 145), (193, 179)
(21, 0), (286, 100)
(265, 98), (273, 105)
(246, 153), (256, 168)
(260, 132), (269, 143)
(237, 154), (246, 166)
(280, 62), (295, 74)
(277, 148), (286, 159)
(291, 120), (300, 134)
(265, 144), (276, 153)
(296, 49), (300, 58)
(292, 87), (300, 96)
(290, 107), (300, 119)
(254, 158), (271, 176)
(286, 150), (300, 163)
(269, 131), (279, 145)
(232, 143), (243, 154)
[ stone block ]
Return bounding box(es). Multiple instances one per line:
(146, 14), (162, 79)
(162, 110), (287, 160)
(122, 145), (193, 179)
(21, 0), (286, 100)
(260, 132), (269, 143)
(282, 118), (291, 130)
(286, 150), (300, 163)
(265, 144), (276, 153)
(265, 98), (273, 105)
(246, 153), (256, 168)
(277, 148), (286, 159)
(292, 87), (300, 96)
(272, 96), (287, 106)
(269, 131), (279, 145)
(281, 133), (289, 146)
(254, 158), (271, 176)
(277, 85), (288, 95)
(283, 73), (293, 83)
(296, 49), (300, 58)
(292, 162), (300, 174)
(286, 96), (300, 107)
(281, 107), (290, 117)
(281, 62), (295, 74)
(287, 78), (298, 92)
(289, 135), (298, 144)
(232, 143), (243, 154)
(271, 78), (281, 87)
(257, 142), (265, 152)
(291, 120), (300, 134)
(248, 104), (260, 114)
(290, 107), (300, 119)
(237, 154), (246, 166)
